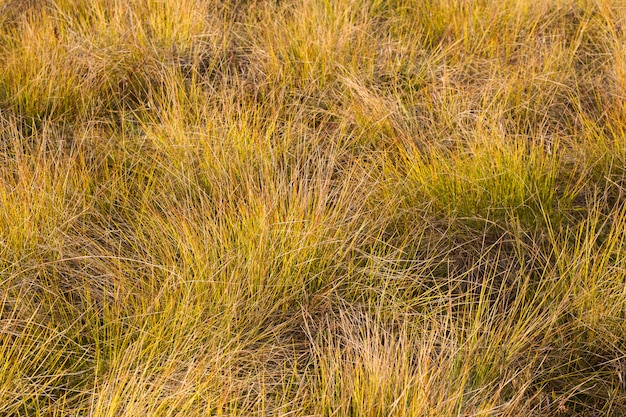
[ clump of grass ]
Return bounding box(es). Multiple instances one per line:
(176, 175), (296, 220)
(2, 0), (626, 415)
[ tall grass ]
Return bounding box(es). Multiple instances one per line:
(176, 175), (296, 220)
(1, 0), (626, 415)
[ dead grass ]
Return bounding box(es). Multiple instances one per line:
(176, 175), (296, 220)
(1, 0), (626, 415)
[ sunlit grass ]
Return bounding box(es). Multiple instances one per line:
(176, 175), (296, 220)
(1, 0), (626, 415)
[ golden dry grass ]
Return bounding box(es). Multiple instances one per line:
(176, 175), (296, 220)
(1, 0), (626, 415)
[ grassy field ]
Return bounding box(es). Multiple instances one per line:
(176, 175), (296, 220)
(1, 0), (626, 415)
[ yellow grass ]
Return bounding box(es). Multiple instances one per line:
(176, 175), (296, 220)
(1, 0), (626, 415)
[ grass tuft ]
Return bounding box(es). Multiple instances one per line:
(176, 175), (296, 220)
(2, 0), (626, 415)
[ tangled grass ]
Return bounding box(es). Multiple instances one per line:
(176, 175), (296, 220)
(1, 0), (626, 415)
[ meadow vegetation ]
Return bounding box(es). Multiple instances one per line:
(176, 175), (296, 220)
(1, 0), (626, 415)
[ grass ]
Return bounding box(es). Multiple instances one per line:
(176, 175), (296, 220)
(1, 0), (626, 415)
